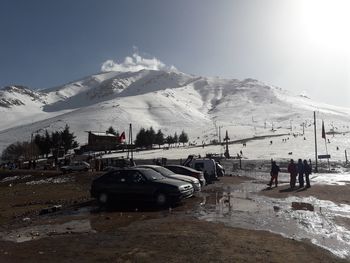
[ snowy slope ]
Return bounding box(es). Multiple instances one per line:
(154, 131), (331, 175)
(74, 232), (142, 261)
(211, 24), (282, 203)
(1, 69), (350, 160)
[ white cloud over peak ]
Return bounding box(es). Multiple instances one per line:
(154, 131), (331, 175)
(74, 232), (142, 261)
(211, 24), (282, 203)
(101, 53), (177, 72)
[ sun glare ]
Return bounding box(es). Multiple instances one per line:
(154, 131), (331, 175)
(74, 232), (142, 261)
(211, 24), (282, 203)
(299, 0), (350, 54)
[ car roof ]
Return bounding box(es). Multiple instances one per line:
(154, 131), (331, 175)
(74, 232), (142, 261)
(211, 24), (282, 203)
(136, 165), (160, 168)
(106, 167), (150, 172)
(166, 165), (198, 171)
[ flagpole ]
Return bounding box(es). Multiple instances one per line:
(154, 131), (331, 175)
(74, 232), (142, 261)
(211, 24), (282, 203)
(314, 111), (318, 172)
(130, 123), (133, 159)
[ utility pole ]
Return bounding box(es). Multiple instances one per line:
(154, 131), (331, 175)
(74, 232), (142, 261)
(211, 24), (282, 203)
(314, 111), (318, 172)
(127, 123), (133, 159)
(130, 123), (133, 159)
(218, 126), (221, 144)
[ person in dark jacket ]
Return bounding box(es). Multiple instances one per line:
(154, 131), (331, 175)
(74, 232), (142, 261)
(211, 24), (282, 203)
(268, 161), (280, 187)
(297, 159), (304, 188)
(288, 159), (297, 189)
(303, 159), (312, 188)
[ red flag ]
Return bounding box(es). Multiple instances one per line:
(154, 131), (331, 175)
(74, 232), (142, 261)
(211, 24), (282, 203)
(321, 120), (326, 139)
(119, 131), (126, 143)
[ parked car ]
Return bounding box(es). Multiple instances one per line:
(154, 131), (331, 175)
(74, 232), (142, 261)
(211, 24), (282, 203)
(60, 161), (90, 174)
(137, 165), (201, 192)
(90, 167), (194, 206)
(165, 165), (206, 186)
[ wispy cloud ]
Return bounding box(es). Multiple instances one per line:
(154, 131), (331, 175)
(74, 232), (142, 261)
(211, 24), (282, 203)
(101, 52), (177, 72)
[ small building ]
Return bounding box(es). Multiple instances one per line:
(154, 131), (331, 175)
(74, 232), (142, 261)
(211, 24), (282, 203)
(86, 131), (119, 151)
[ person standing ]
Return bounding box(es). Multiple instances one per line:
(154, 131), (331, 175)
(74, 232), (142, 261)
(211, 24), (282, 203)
(288, 159), (297, 189)
(268, 161), (280, 187)
(297, 159), (305, 188)
(304, 159), (312, 188)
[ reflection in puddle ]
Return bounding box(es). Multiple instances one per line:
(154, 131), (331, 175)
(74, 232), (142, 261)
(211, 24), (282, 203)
(0, 219), (94, 243)
(196, 182), (350, 259)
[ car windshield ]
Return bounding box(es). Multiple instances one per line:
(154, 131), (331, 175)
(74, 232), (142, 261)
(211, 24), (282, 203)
(153, 166), (175, 177)
(141, 169), (165, 181)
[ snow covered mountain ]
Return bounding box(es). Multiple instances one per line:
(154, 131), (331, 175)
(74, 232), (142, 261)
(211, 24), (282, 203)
(1, 69), (350, 157)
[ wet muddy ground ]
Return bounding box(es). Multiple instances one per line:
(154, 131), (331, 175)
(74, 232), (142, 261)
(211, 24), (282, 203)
(0, 168), (349, 262)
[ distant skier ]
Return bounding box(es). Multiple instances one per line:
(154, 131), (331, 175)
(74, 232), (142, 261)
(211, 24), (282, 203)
(268, 161), (280, 188)
(287, 159), (297, 189)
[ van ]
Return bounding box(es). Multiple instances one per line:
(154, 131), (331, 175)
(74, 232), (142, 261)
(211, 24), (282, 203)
(190, 158), (218, 183)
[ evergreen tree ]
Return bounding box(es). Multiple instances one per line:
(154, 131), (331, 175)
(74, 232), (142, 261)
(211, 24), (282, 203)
(51, 131), (61, 148)
(155, 129), (165, 148)
(106, 126), (117, 135)
(60, 125), (79, 154)
(165, 135), (174, 147)
(34, 134), (44, 156)
(135, 128), (147, 147)
(135, 127), (157, 148)
(173, 132), (179, 146)
(148, 127), (156, 146)
(179, 130), (189, 146)
(34, 132), (50, 157)
(43, 130), (52, 157)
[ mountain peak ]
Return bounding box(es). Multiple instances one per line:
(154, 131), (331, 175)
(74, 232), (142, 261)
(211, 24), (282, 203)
(0, 69), (349, 154)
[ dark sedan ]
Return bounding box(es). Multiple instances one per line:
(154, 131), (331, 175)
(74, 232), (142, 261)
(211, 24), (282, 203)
(91, 167), (194, 206)
(165, 165), (206, 186)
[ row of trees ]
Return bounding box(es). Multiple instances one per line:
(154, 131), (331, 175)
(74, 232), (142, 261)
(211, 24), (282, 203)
(1, 125), (78, 161)
(135, 127), (189, 148)
(33, 125), (78, 157)
(1, 124), (188, 160)
(1, 141), (35, 161)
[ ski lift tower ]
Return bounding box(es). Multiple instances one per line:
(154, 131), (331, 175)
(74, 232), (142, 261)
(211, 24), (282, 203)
(224, 130), (230, 158)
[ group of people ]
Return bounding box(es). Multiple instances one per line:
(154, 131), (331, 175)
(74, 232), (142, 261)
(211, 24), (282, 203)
(288, 159), (312, 189)
(268, 158), (312, 189)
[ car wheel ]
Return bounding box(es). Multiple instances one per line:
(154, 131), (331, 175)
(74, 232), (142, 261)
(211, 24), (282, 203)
(155, 192), (168, 206)
(98, 192), (108, 205)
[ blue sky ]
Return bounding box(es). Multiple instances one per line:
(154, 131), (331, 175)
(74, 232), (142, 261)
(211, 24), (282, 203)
(0, 0), (349, 107)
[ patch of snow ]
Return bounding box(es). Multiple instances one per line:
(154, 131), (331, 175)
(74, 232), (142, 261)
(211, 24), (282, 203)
(25, 177), (72, 185)
(0, 174), (32, 183)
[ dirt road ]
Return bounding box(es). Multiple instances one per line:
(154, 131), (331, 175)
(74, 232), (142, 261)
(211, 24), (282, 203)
(0, 169), (347, 262)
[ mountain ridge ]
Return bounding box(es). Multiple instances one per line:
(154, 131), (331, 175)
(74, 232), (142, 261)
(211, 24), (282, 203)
(1, 69), (349, 153)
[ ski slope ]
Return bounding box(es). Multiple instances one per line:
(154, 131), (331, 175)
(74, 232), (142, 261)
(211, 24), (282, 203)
(1, 68), (350, 161)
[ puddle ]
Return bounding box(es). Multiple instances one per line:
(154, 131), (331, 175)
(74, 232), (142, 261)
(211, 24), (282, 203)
(195, 182), (350, 259)
(0, 219), (94, 243)
(291, 202), (314, 211)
